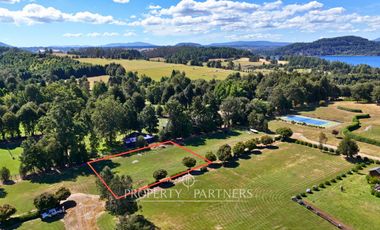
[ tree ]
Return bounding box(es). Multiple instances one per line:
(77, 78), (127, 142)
(248, 111), (268, 132)
(351, 83), (373, 102)
(116, 214), (156, 230)
(372, 85), (380, 104)
(182, 157), (196, 169)
(337, 137), (359, 158)
(190, 97), (218, 133)
(139, 105), (159, 134)
(205, 152), (217, 162)
(216, 144), (232, 162)
(96, 166), (114, 199)
(105, 175), (138, 215)
(34, 192), (59, 212)
(233, 142), (246, 157)
(153, 169), (168, 181)
(55, 187), (71, 201)
(244, 139), (257, 151)
(91, 97), (125, 145)
(17, 102), (39, 136)
(0, 167), (10, 183)
(136, 135), (148, 148)
(92, 81), (108, 98)
(318, 132), (328, 148)
(332, 129), (339, 137)
(0, 204), (16, 223)
(2, 112), (19, 138)
(164, 100), (192, 138)
(261, 135), (274, 146)
(276, 127), (293, 141)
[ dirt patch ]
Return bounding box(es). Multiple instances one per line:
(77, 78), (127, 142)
(63, 193), (105, 230)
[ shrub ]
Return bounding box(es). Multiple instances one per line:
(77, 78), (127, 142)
(205, 152), (217, 162)
(216, 144), (232, 162)
(331, 178), (337, 183)
(153, 169), (168, 181)
(0, 167), (10, 183)
(336, 175), (342, 180)
(296, 194), (302, 199)
(300, 192), (307, 197)
(200, 166), (208, 172)
(275, 127), (293, 141)
(308, 143), (313, 147)
(182, 157), (197, 169)
(329, 148), (335, 153)
(312, 185), (319, 191)
(232, 142), (246, 157)
(244, 139), (257, 151)
(260, 135), (274, 146)
(323, 146), (329, 151)
(313, 144), (318, 148)
(337, 106), (363, 113)
(325, 181), (331, 186)
(376, 160), (380, 165)
(319, 183), (325, 188)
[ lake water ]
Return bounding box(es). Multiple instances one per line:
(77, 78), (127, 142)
(320, 56), (380, 68)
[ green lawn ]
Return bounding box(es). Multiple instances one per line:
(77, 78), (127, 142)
(139, 143), (352, 229)
(0, 167), (98, 214)
(306, 167), (380, 230)
(0, 147), (23, 176)
(357, 125), (380, 142)
(78, 58), (243, 81)
(97, 212), (116, 230)
(17, 218), (65, 230)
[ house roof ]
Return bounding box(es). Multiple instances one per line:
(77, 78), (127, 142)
(370, 167), (380, 174)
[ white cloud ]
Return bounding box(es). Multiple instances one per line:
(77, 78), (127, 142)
(130, 15), (136, 19)
(148, 5), (161, 10)
(123, 31), (136, 37)
(113, 0), (130, 4)
(63, 32), (120, 38)
(0, 3), (125, 25)
(63, 33), (82, 37)
(129, 0), (380, 36)
(0, 0), (21, 4)
(226, 33), (282, 40)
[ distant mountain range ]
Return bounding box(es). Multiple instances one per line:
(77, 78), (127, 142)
(0, 42), (11, 47)
(102, 42), (158, 48)
(273, 36), (380, 56)
(208, 41), (290, 49)
(3, 36), (380, 56)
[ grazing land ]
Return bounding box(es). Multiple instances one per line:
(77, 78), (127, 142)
(77, 58), (243, 81)
(138, 143), (352, 229)
(306, 167), (380, 230)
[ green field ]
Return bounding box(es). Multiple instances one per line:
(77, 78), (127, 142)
(100, 145), (207, 189)
(77, 58), (243, 81)
(0, 147), (23, 176)
(306, 167), (380, 230)
(358, 125), (380, 141)
(137, 143), (352, 229)
(0, 167), (98, 214)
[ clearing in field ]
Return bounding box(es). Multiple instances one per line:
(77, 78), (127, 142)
(88, 141), (211, 198)
(305, 166), (380, 230)
(138, 143), (352, 229)
(77, 58), (243, 81)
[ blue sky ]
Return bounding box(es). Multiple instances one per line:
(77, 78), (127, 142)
(1, 0), (380, 46)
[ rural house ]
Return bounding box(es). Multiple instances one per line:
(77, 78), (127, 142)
(369, 167), (380, 177)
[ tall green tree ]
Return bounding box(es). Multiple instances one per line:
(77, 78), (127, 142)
(139, 105), (158, 134)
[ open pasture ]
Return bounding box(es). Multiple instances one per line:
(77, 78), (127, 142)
(306, 166), (380, 230)
(78, 58), (243, 81)
(139, 143), (352, 229)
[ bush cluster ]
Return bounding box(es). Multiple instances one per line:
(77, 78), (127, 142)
(337, 106), (363, 113)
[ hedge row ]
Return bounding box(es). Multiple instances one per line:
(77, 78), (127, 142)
(294, 139), (337, 154)
(337, 106), (363, 113)
(342, 114), (380, 147)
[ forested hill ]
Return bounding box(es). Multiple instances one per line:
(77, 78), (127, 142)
(0, 48), (105, 82)
(273, 36), (380, 56)
(143, 46), (252, 64)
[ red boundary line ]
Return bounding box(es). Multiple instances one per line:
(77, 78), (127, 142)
(87, 140), (212, 199)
